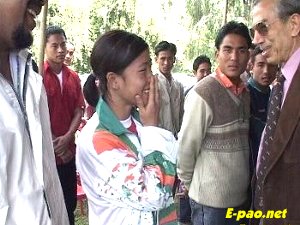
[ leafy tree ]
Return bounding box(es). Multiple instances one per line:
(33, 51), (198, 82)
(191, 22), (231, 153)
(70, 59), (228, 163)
(186, 0), (211, 26)
(33, 0), (255, 75)
(88, 0), (160, 70)
(89, 0), (136, 36)
(47, 3), (65, 27)
(184, 0), (253, 71)
(73, 44), (91, 75)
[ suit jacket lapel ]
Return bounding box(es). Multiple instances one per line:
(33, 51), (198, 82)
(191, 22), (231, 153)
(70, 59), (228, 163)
(266, 67), (300, 175)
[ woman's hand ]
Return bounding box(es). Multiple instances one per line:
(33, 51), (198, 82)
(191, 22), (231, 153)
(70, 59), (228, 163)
(135, 75), (160, 126)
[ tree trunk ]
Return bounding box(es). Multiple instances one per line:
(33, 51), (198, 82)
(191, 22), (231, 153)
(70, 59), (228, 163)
(38, 2), (48, 76)
(223, 0), (228, 25)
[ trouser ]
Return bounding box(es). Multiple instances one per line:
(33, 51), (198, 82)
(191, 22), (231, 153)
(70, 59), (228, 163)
(190, 198), (249, 225)
(178, 196), (192, 223)
(57, 158), (77, 225)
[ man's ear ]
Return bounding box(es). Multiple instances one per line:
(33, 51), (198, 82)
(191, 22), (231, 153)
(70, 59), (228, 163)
(249, 62), (254, 71)
(215, 50), (219, 60)
(289, 13), (300, 37)
(106, 72), (120, 90)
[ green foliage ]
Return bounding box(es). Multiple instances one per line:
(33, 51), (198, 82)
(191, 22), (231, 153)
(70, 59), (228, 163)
(184, 0), (253, 71)
(76, 0), (137, 74)
(34, 0), (254, 75)
(73, 44), (91, 75)
(75, 203), (88, 225)
(88, 0), (160, 63)
(186, 0), (211, 26)
(48, 3), (60, 19)
(184, 3), (223, 70)
(89, 0), (135, 36)
(135, 20), (159, 57)
(48, 3), (75, 29)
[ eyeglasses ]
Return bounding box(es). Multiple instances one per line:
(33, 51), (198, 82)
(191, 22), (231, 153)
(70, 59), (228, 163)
(250, 19), (279, 39)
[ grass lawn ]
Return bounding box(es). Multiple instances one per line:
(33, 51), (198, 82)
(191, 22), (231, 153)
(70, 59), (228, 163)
(75, 200), (88, 225)
(74, 197), (181, 225)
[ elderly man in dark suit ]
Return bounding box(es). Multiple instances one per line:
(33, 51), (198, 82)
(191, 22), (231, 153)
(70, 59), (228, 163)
(251, 0), (300, 224)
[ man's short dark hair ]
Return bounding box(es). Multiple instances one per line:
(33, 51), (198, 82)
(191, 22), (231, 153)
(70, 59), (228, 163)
(45, 25), (67, 41)
(154, 41), (177, 56)
(215, 21), (252, 50)
(250, 46), (263, 64)
(193, 55), (211, 71)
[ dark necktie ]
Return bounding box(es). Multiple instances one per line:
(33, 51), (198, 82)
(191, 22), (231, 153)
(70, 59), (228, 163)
(254, 72), (285, 209)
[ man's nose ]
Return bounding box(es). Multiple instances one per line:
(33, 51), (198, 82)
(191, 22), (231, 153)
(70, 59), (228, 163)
(252, 30), (264, 46)
(58, 46), (65, 52)
(263, 65), (268, 74)
(231, 50), (238, 61)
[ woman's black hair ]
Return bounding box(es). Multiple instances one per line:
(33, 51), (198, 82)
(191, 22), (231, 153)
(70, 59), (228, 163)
(82, 74), (99, 107)
(90, 30), (149, 98)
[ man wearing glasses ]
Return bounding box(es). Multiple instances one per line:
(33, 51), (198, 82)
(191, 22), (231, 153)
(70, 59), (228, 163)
(251, 0), (300, 224)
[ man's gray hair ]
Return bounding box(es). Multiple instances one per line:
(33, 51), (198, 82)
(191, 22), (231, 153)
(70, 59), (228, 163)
(254, 0), (300, 21)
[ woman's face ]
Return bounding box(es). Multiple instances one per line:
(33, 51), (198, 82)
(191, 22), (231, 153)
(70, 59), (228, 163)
(117, 49), (152, 106)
